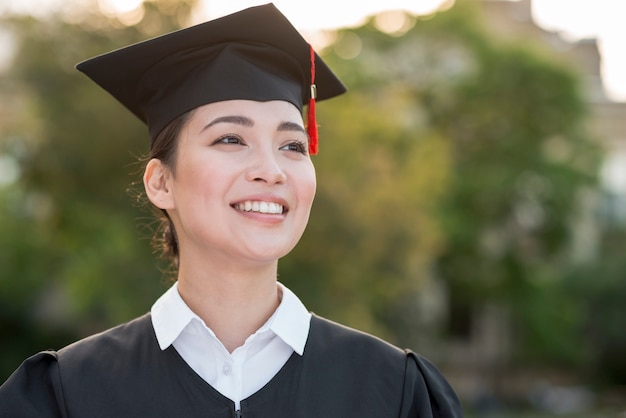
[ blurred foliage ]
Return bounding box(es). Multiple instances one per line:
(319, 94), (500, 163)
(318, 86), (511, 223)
(1, 0), (624, 392)
(0, 0), (198, 379)
(282, 90), (451, 340)
(563, 227), (626, 387)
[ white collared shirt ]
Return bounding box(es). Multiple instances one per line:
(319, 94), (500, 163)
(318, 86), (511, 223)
(150, 282), (311, 410)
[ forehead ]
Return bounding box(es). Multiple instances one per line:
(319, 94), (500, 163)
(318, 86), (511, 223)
(188, 99), (304, 126)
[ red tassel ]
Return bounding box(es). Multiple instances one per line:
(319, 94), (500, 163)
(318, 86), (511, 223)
(307, 44), (318, 155)
(308, 94), (318, 155)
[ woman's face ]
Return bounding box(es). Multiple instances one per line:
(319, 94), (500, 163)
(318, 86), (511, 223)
(153, 99), (316, 267)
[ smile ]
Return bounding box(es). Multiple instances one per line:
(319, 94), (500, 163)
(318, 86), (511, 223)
(234, 201), (285, 214)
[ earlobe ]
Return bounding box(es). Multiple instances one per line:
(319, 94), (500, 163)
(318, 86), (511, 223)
(143, 158), (174, 209)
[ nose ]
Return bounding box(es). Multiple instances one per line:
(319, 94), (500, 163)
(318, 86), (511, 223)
(245, 148), (287, 185)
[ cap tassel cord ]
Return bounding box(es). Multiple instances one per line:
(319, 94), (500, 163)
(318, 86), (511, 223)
(307, 44), (318, 155)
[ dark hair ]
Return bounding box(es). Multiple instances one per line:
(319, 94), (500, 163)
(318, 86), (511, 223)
(144, 109), (195, 270)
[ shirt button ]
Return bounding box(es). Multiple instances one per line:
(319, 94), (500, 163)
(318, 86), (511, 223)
(222, 363), (232, 375)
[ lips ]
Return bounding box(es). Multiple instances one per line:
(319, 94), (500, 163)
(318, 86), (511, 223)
(233, 200), (285, 214)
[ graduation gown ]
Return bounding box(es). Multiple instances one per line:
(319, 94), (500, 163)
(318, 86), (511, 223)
(0, 314), (462, 417)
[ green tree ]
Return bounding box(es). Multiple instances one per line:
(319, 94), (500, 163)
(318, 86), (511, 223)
(414, 3), (599, 366)
(285, 1), (601, 367)
(282, 90), (451, 341)
(563, 227), (626, 385)
(0, 0), (197, 380)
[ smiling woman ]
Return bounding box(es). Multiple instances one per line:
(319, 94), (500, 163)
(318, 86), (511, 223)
(144, 100), (317, 291)
(0, 3), (462, 417)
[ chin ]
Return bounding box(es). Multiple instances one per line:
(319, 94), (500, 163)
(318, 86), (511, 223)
(243, 243), (299, 265)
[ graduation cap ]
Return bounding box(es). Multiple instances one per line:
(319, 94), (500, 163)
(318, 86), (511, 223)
(76, 3), (346, 154)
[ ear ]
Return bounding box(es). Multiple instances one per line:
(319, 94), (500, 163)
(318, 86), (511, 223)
(143, 158), (175, 210)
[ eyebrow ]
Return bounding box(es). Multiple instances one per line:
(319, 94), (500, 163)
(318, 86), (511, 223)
(202, 115), (253, 132)
(277, 121), (306, 134)
(201, 116), (306, 135)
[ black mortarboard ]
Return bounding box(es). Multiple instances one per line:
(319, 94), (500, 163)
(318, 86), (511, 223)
(76, 3), (346, 154)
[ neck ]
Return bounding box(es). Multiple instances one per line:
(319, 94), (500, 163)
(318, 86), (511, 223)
(176, 256), (280, 353)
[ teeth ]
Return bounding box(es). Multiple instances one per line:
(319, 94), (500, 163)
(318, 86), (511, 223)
(236, 201), (283, 214)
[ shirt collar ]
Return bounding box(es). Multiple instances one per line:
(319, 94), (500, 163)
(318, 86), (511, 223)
(270, 283), (311, 355)
(150, 281), (311, 355)
(150, 282), (197, 350)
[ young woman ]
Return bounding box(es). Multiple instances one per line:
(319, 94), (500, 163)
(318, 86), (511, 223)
(0, 4), (463, 417)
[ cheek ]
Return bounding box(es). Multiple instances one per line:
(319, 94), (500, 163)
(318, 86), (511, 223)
(174, 160), (223, 204)
(297, 165), (317, 206)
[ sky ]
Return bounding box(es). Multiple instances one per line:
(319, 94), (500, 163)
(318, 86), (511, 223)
(1, 0), (625, 101)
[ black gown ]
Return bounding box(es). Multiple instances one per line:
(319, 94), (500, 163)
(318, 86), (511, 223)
(0, 314), (463, 417)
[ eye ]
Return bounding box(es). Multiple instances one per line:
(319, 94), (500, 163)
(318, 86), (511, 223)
(213, 134), (245, 146)
(280, 140), (308, 155)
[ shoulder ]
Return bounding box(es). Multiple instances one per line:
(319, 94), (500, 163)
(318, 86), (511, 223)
(0, 351), (64, 418)
(0, 313), (155, 407)
(309, 314), (405, 358)
(1, 314), (190, 418)
(57, 313), (154, 362)
(306, 314), (407, 393)
(53, 313), (157, 388)
(308, 314), (464, 417)
(401, 350), (464, 417)
(49, 314), (164, 414)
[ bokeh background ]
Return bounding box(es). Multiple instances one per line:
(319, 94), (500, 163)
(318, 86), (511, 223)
(1, 0), (625, 416)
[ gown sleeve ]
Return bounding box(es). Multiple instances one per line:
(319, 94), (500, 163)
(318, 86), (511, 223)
(399, 350), (464, 417)
(0, 351), (67, 418)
